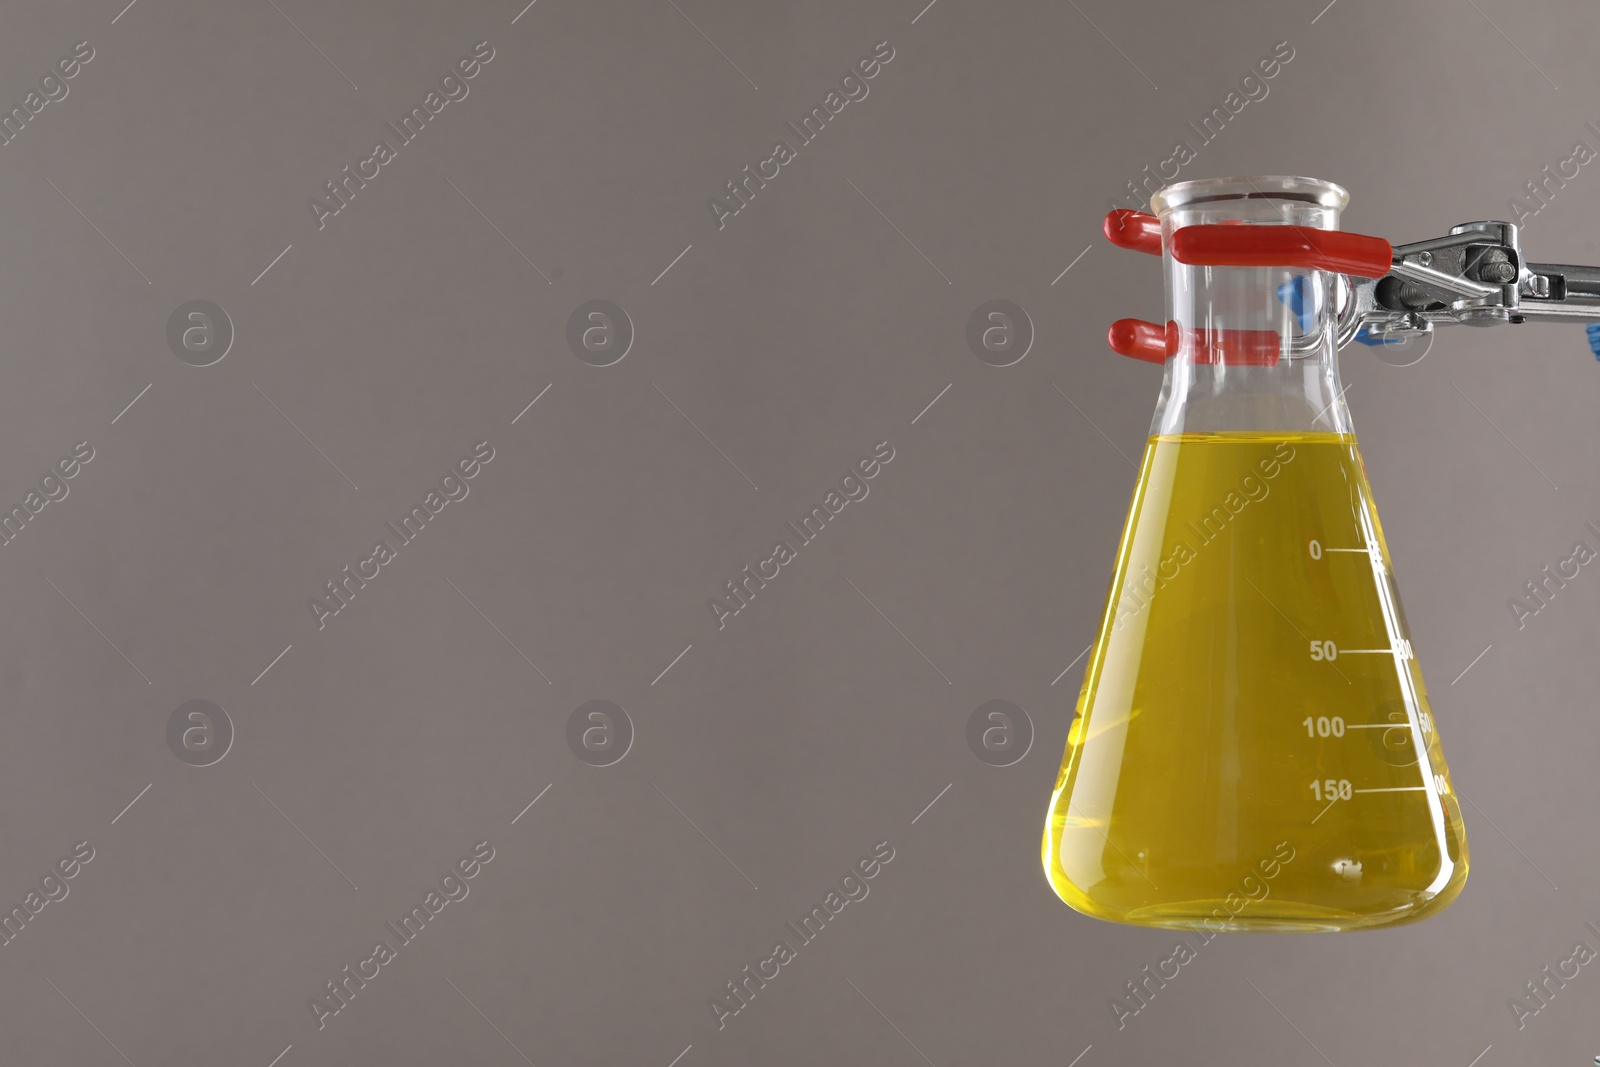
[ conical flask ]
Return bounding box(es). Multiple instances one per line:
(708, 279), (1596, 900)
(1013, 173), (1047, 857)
(1042, 176), (1467, 932)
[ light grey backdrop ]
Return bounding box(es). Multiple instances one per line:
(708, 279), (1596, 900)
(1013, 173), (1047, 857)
(0, 0), (1596, 1064)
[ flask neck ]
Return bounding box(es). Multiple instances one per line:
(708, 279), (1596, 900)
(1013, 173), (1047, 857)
(1148, 177), (1352, 438)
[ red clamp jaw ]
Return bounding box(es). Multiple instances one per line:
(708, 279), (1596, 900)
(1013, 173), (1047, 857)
(1102, 209), (1395, 364)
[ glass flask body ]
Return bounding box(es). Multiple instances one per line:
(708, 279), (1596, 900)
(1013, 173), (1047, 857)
(1042, 177), (1467, 931)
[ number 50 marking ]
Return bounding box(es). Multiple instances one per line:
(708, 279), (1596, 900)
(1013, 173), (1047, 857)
(1310, 640), (1338, 661)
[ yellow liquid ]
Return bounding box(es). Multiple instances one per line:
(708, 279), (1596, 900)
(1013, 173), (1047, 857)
(1043, 432), (1467, 931)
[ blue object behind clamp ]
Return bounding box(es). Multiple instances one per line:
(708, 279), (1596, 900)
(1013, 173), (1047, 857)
(1276, 275), (1399, 347)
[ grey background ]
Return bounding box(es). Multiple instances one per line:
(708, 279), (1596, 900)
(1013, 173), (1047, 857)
(0, 0), (1595, 1064)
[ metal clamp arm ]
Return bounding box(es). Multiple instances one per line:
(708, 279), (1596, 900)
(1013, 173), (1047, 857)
(1517, 261), (1600, 321)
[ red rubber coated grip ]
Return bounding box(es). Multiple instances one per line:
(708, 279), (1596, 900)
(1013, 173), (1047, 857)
(1108, 318), (1169, 362)
(1109, 318), (1281, 367)
(1171, 225), (1394, 278)
(1103, 210), (1162, 256)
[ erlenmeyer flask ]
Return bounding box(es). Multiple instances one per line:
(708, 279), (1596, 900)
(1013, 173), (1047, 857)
(1042, 176), (1467, 932)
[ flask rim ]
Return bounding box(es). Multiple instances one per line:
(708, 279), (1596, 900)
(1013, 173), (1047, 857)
(1151, 175), (1349, 215)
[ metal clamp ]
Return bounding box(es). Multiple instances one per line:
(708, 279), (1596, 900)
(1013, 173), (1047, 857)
(1341, 219), (1600, 348)
(1101, 208), (1600, 360)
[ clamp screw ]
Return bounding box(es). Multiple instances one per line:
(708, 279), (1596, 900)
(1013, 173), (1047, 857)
(1471, 248), (1518, 284)
(1395, 282), (1439, 310)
